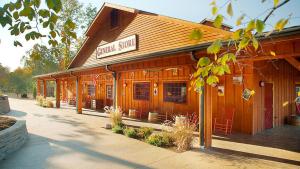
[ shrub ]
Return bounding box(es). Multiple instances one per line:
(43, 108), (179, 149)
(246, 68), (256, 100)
(147, 132), (174, 147)
(0, 91), (3, 96)
(21, 93), (28, 98)
(112, 124), (124, 134)
(171, 122), (196, 151)
(36, 96), (44, 106)
(137, 127), (153, 139)
(46, 100), (54, 108)
(104, 106), (123, 127)
(124, 127), (138, 138)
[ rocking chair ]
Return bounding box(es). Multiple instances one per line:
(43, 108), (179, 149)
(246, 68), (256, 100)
(213, 108), (235, 135)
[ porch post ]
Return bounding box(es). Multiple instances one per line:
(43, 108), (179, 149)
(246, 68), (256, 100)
(56, 79), (61, 108)
(37, 80), (41, 96)
(76, 76), (83, 114)
(112, 72), (117, 108)
(199, 86), (205, 149)
(204, 85), (213, 148)
(43, 80), (47, 98)
(62, 80), (66, 102)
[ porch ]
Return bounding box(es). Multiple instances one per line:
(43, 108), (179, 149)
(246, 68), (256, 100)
(46, 104), (300, 166)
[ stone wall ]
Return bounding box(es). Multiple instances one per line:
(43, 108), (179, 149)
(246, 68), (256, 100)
(0, 120), (28, 160)
(0, 96), (10, 114)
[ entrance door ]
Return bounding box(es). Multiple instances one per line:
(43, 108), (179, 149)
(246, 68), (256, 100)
(264, 83), (273, 129)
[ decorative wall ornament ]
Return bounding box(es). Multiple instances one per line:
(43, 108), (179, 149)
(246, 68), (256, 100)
(233, 76), (243, 84)
(242, 88), (255, 101)
(217, 86), (225, 96)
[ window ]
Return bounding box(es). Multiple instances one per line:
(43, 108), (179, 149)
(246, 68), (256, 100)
(163, 82), (187, 103)
(88, 84), (95, 96)
(133, 82), (150, 100)
(110, 9), (119, 28)
(106, 85), (113, 99)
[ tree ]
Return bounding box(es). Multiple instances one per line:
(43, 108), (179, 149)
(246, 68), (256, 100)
(22, 44), (60, 75)
(191, 0), (292, 91)
(8, 67), (32, 96)
(0, 0), (77, 47)
(0, 63), (10, 92)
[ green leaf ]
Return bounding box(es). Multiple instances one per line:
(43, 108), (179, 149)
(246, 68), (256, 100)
(232, 29), (242, 40)
(246, 20), (256, 32)
(206, 75), (219, 85)
(13, 40), (22, 47)
(274, 0), (280, 7)
(207, 40), (222, 54)
(213, 15), (223, 28)
(20, 22), (26, 33)
(38, 9), (50, 18)
(226, 3), (233, 17)
(13, 11), (19, 20)
(47, 0), (62, 13)
(33, 0), (41, 8)
(49, 13), (58, 23)
(275, 18), (289, 31)
(255, 19), (265, 33)
(43, 21), (49, 28)
(50, 31), (56, 38)
(197, 57), (211, 67)
(212, 6), (218, 15)
(236, 14), (245, 26)
(252, 37), (259, 50)
(46, 0), (55, 10)
(189, 29), (203, 41)
(25, 33), (30, 41)
(15, 2), (22, 9)
(238, 38), (250, 50)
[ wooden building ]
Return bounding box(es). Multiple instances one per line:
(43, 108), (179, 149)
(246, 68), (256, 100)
(35, 3), (300, 148)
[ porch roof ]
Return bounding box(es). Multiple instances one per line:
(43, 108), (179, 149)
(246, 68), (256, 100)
(34, 25), (300, 80)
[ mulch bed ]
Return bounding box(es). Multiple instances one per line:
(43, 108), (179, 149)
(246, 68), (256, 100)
(0, 117), (16, 131)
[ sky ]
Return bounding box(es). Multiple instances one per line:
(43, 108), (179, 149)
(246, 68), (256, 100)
(0, 0), (300, 71)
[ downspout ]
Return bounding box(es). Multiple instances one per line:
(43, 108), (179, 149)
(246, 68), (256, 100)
(106, 65), (117, 108)
(191, 51), (205, 149)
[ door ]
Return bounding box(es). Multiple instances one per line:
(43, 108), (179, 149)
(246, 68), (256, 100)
(264, 83), (273, 129)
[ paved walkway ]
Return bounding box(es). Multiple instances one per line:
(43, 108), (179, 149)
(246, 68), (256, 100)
(0, 98), (299, 169)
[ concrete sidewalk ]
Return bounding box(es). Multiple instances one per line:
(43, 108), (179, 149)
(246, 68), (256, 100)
(0, 98), (299, 169)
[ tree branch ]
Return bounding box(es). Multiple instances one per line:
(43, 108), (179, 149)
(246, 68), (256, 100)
(263, 0), (291, 23)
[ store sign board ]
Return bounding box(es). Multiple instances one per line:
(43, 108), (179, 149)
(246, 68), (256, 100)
(96, 35), (137, 59)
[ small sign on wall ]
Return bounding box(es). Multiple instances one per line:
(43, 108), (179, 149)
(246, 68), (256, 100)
(233, 76), (243, 84)
(217, 86), (224, 96)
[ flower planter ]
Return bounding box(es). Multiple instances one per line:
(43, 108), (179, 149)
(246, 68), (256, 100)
(175, 116), (187, 126)
(0, 120), (28, 161)
(148, 112), (158, 122)
(0, 95), (10, 114)
(129, 109), (136, 118)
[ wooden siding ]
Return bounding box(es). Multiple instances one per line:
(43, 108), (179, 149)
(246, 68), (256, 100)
(69, 10), (230, 68)
(252, 59), (300, 134)
(209, 62), (254, 134)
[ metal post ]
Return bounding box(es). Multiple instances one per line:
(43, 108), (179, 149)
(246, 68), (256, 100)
(200, 86), (205, 149)
(112, 72), (117, 108)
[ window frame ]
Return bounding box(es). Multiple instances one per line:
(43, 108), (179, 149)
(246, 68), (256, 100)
(163, 81), (187, 104)
(110, 9), (119, 29)
(133, 82), (150, 101)
(87, 84), (95, 97)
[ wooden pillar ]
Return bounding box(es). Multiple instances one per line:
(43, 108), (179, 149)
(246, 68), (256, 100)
(76, 76), (83, 114)
(43, 80), (47, 98)
(112, 72), (117, 108)
(204, 85), (213, 148)
(37, 80), (41, 96)
(56, 79), (61, 108)
(62, 80), (66, 102)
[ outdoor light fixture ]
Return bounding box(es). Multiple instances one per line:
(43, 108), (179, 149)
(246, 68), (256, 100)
(123, 83), (127, 87)
(259, 81), (265, 87)
(154, 82), (158, 88)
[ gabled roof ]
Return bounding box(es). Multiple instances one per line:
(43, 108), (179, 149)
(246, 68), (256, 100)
(67, 2), (232, 69)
